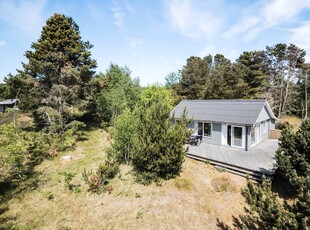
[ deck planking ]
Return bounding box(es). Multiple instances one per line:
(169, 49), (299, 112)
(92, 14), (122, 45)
(187, 139), (278, 176)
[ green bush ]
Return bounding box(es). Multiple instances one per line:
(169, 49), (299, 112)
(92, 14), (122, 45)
(109, 109), (138, 164)
(131, 98), (191, 184)
(82, 161), (119, 193)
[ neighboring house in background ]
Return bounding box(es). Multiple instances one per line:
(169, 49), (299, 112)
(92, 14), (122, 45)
(172, 99), (276, 151)
(0, 99), (18, 113)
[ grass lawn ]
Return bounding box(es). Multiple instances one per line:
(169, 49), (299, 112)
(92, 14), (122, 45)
(1, 127), (248, 229)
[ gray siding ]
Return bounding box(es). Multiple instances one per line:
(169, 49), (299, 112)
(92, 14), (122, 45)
(256, 106), (271, 123)
(202, 123), (222, 145)
(269, 119), (275, 130)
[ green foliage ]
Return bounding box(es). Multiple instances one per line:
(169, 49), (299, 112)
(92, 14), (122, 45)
(109, 108), (138, 164)
(43, 191), (54, 200)
(237, 51), (269, 99)
(97, 64), (141, 123)
(82, 161), (119, 193)
(178, 56), (210, 99)
(131, 96), (191, 184)
(19, 13), (96, 133)
(241, 178), (296, 229)
(0, 124), (49, 186)
(240, 120), (310, 229)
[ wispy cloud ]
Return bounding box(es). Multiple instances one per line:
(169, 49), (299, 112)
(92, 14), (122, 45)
(130, 38), (143, 48)
(167, 0), (223, 39)
(225, 0), (310, 42)
(111, 0), (125, 29)
(86, 2), (103, 19)
(290, 21), (310, 50)
(0, 40), (5, 47)
(0, 0), (47, 38)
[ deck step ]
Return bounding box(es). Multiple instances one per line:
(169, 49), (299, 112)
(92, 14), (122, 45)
(187, 153), (273, 181)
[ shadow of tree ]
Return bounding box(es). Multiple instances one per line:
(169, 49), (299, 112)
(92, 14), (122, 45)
(0, 172), (41, 229)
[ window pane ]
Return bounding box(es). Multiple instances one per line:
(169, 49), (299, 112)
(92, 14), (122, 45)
(251, 127), (255, 144)
(233, 127), (242, 147)
(204, 123), (212, 137)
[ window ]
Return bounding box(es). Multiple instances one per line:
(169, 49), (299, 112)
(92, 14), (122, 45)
(203, 122), (212, 137)
(251, 124), (261, 145)
(188, 121), (194, 129)
(233, 126), (243, 147)
(198, 122), (203, 136)
(263, 121), (267, 133)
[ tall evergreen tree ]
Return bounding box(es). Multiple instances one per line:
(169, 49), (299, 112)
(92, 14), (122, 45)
(177, 56), (210, 99)
(19, 13), (97, 130)
(237, 51), (269, 99)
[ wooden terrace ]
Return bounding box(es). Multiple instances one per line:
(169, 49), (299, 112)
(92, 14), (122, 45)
(186, 139), (279, 181)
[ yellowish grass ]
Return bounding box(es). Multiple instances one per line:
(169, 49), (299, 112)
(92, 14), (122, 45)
(280, 115), (302, 132)
(2, 128), (248, 229)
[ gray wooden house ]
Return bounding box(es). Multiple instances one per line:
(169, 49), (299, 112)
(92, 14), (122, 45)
(0, 99), (18, 113)
(173, 99), (276, 151)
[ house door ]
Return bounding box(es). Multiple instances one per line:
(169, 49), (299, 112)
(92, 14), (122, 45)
(227, 125), (231, 146)
(232, 126), (243, 148)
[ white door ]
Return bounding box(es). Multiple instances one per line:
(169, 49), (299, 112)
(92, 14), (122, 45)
(221, 124), (227, 145)
(231, 126), (245, 148)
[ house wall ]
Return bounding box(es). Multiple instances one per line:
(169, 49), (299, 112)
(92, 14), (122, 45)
(201, 123), (222, 145)
(269, 119), (275, 130)
(0, 105), (4, 112)
(256, 106), (271, 123)
(261, 121), (269, 141)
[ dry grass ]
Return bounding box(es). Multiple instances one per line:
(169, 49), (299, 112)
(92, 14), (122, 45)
(2, 128), (248, 229)
(280, 115), (302, 132)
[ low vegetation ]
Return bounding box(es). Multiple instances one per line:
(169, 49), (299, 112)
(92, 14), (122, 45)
(0, 128), (248, 229)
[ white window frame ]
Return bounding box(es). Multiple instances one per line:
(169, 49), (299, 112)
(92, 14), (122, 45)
(231, 125), (244, 148)
(263, 121), (267, 133)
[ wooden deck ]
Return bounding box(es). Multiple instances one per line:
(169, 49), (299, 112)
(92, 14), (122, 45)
(186, 139), (278, 180)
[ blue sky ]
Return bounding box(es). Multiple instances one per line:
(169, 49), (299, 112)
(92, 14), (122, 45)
(0, 0), (310, 86)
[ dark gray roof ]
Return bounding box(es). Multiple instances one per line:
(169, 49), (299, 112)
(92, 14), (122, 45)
(0, 99), (17, 105)
(172, 99), (275, 125)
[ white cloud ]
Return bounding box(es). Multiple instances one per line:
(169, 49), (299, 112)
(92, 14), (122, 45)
(0, 0), (47, 37)
(130, 38), (143, 48)
(225, 0), (310, 42)
(86, 2), (102, 19)
(167, 0), (223, 39)
(290, 21), (310, 50)
(262, 0), (310, 27)
(111, 0), (125, 29)
(0, 40), (5, 47)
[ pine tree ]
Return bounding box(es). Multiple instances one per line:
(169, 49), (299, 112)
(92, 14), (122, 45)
(240, 120), (310, 229)
(20, 13), (97, 130)
(131, 96), (191, 184)
(178, 56), (210, 99)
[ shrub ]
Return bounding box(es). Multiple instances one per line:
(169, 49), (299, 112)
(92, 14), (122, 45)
(59, 172), (76, 191)
(275, 121), (292, 130)
(131, 99), (191, 184)
(82, 161), (119, 193)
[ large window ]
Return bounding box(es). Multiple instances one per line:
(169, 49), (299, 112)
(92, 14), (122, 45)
(233, 126), (243, 147)
(197, 122), (212, 137)
(204, 122), (212, 137)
